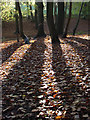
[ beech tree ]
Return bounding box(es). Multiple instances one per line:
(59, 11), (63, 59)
(63, 2), (72, 38)
(73, 2), (84, 35)
(35, 2), (38, 29)
(54, 2), (57, 26)
(35, 2), (46, 38)
(15, 2), (19, 42)
(57, 2), (64, 35)
(16, 1), (30, 44)
(47, 2), (60, 44)
(30, 3), (33, 21)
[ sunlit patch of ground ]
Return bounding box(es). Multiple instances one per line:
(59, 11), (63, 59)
(67, 35), (89, 40)
(38, 38), (65, 119)
(37, 37), (89, 119)
(1, 39), (36, 78)
(0, 40), (18, 49)
(1, 44), (31, 77)
(1, 36), (90, 120)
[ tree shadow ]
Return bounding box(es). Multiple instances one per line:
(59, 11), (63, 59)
(67, 37), (90, 47)
(2, 41), (24, 63)
(2, 38), (46, 120)
(52, 43), (75, 119)
(63, 37), (90, 67)
(52, 43), (89, 119)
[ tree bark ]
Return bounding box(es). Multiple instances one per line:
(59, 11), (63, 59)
(47, 2), (60, 44)
(34, 2), (38, 29)
(63, 2), (72, 38)
(30, 4), (33, 21)
(35, 2), (46, 37)
(73, 2), (84, 35)
(65, 2), (68, 17)
(57, 2), (64, 35)
(16, 2), (24, 38)
(64, 2), (68, 31)
(35, 2), (38, 29)
(15, 2), (19, 42)
(16, 1), (30, 44)
(54, 2), (57, 25)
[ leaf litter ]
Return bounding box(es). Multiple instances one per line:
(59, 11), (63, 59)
(1, 36), (90, 120)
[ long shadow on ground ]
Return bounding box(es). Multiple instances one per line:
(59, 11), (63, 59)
(63, 37), (90, 67)
(2, 41), (24, 63)
(67, 37), (90, 47)
(52, 43), (74, 119)
(2, 38), (46, 120)
(52, 43), (89, 120)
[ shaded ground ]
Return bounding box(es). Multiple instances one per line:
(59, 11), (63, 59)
(2, 41), (24, 63)
(1, 35), (90, 120)
(2, 18), (88, 41)
(2, 19), (37, 41)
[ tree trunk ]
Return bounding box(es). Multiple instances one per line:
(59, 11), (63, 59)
(63, 2), (68, 32)
(35, 2), (38, 29)
(57, 2), (64, 35)
(65, 2), (68, 17)
(63, 2), (72, 38)
(27, 2), (30, 19)
(30, 4), (33, 21)
(15, 2), (19, 42)
(16, 2), (24, 38)
(73, 2), (84, 35)
(35, 2), (46, 37)
(54, 3), (57, 25)
(35, 9), (38, 29)
(47, 2), (60, 44)
(16, 1), (30, 44)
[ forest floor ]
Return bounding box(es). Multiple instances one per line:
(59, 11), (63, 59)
(2, 18), (88, 41)
(1, 18), (90, 120)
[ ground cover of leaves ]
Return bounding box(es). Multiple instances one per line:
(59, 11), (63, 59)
(1, 35), (90, 120)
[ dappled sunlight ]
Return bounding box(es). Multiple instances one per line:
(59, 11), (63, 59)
(38, 38), (66, 119)
(0, 40), (18, 49)
(60, 41), (89, 119)
(66, 36), (90, 47)
(2, 38), (46, 120)
(61, 37), (90, 69)
(61, 41), (89, 90)
(37, 37), (89, 119)
(1, 40), (25, 63)
(2, 37), (89, 120)
(1, 1), (89, 119)
(1, 43), (31, 79)
(67, 35), (89, 40)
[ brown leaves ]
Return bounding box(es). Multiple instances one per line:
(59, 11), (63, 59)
(2, 36), (89, 119)
(53, 93), (58, 98)
(55, 116), (62, 119)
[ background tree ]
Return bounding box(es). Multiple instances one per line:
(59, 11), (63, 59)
(65, 2), (68, 17)
(47, 2), (60, 44)
(63, 2), (72, 38)
(16, 1), (30, 44)
(15, 2), (19, 42)
(81, 2), (89, 19)
(16, 1), (24, 38)
(73, 2), (84, 35)
(35, 2), (38, 29)
(1, 1), (89, 39)
(30, 3), (33, 21)
(54, 2), (57, 26)
(26, 2), (30, 19)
